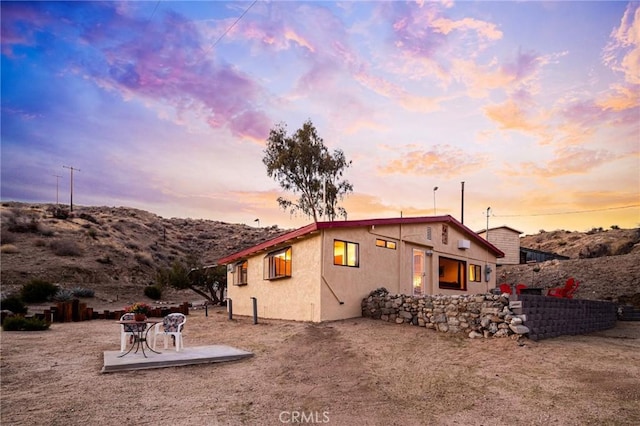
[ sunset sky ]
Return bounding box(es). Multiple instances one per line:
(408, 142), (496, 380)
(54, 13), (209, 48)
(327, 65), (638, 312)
(2, 1), (638, 236)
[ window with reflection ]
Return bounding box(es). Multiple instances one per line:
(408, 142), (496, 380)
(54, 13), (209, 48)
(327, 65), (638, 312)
(264, 247), (292, 279)
(334, 240), (359, 267)
(233, 260), (248, 285)
(438, 256), (466, 290)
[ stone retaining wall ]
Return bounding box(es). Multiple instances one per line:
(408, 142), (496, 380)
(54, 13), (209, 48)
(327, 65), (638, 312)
(361, 288), (617, 340)
(361, 288), (523, 339)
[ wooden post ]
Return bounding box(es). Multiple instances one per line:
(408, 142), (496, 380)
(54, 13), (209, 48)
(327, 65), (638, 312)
(72, 299), (80, 322)
(64, 302), (73, 322)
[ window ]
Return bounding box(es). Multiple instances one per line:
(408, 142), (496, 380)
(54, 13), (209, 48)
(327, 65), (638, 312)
(334, 240), (359, 267)
(438, 256), (467, 290)
(264, 247), (292, 280)
(469, 264), (481, 283)
(375, 238), (397, 250)
(427, 226), (432, 240)
(233, 261), (248, 285)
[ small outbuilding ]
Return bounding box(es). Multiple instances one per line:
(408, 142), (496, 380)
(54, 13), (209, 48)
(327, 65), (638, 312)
(218, 215), (504, 322)
(477, 225), (523, 265)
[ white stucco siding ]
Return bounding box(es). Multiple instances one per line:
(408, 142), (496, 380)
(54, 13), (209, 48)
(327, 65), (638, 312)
(226, 235), (322, 322)
(320, 226), (401, 321)
(404, 223), (498, 295)
(226, 217), (501, 323)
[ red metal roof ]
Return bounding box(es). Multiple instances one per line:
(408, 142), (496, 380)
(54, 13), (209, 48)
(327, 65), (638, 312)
(477, 225), (523, 235)
(217, 215), (505, 264)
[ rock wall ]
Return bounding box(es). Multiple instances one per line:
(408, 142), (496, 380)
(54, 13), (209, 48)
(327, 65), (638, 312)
(361, 288), (524, 339)
(361, 288), (617, 340)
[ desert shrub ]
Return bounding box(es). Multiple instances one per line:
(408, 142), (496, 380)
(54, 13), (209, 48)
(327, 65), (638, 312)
(135, 252), (153, 267)
(53, 289), (75, 302)
(78, 212), (98, 224)
(156, 261), (190, 289)
(1, 229), (16, 244)
(7, 214), (40, 233)
(2, 316), (50, 331)
(126, 242), (140, 251)
(144, 285), (163, 300)
(34, 239), (47, 247)
(21, 279), (59, 303)
(87, 228), (98, 239)
(71, 287), (95, 298)
(38, 226), (54, 237)
(48, 205), (70, 220)
(0, 295), (28, 315)
(1, 244), (19, 254)
(51, 239), (82, 256)
(611, 225), (620, 230)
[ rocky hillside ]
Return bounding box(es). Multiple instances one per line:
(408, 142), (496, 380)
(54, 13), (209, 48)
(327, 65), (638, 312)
(519, 227), (640, 259)
(501, 227), (640, 306)
(1, 202), (638, 307)
(0, 202), (289, 302)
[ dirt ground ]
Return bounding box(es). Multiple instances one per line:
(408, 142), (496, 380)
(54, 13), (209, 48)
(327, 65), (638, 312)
(1, 306), (639, 426)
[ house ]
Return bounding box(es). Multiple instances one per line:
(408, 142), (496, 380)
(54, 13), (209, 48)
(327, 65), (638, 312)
(477, 226), (522, 265)
(217, 215), (504, 323)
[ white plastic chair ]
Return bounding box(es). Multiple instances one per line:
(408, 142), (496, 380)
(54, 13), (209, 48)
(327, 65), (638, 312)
(120, 313), (147, 352)
(152, 313), (186, 352)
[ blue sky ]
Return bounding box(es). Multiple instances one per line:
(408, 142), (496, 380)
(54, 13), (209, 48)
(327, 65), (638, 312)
(1, 1), (638, 235)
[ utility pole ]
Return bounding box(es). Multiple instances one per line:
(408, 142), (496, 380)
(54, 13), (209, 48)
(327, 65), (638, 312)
(485, 207), (491, 241)
(62, 165), (80, 212)
(433, 186), (438, 215)
(460, 181), (465, 224)
(53, 175), (62, 204)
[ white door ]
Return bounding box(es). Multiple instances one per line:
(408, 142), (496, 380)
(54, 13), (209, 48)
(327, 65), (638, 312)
(412, 249), (426, 297)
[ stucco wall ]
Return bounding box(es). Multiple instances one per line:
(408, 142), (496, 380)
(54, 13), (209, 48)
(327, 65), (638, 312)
(226, 235), (322, 322)
(227, 220), (500, 323)
(320, 226), (402, 321)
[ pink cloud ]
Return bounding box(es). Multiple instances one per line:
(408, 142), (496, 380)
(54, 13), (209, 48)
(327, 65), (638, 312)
(603, 3), (640, 85)
(378, 144), (490, 178)
(430, 17), (502, 41)
(484, 99), (542, 133)
(507, 146), (618, 178)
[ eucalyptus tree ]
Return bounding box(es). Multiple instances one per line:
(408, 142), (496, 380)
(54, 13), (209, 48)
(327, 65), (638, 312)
(263, 120), (353, 222)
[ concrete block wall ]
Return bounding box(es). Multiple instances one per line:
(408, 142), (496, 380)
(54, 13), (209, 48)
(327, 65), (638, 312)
(516, 295), (616, 341)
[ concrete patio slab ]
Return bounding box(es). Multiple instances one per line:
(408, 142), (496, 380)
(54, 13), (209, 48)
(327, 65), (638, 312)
(102, 345), (253, 373)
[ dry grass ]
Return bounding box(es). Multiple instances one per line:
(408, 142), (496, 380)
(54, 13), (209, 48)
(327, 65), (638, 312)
(1, 308), (639, 425)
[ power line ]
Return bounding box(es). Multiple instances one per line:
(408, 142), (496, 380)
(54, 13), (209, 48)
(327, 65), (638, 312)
(492, 204), (640, 218)
(210, 0), (258, 50)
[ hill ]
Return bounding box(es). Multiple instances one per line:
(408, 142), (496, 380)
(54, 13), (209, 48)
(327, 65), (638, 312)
(501, 227), (640, 306)
(519, 227), (640, 259)
(1, 202), (638, 308)
(0, 202), (289, 306)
